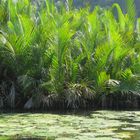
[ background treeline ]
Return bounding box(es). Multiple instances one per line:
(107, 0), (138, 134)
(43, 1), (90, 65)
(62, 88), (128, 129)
(33, 0), (140, 16)
(59, 0), (140, 16)
(0, 0), (140, 110)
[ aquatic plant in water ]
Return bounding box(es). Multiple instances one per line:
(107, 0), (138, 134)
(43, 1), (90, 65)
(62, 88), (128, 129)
(0, 111), (139, 139)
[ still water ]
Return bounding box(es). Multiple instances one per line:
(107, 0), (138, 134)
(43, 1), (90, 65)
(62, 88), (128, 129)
(0, 111), (140, 140)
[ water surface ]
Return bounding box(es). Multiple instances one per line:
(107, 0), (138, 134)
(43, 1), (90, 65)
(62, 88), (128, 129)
(0, 111), (140, 140)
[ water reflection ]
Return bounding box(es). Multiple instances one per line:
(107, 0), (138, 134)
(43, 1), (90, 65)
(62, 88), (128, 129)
(0, 111), (140, 140)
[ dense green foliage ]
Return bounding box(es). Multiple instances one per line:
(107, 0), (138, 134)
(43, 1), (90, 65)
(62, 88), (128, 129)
(0, 0), (140, 109)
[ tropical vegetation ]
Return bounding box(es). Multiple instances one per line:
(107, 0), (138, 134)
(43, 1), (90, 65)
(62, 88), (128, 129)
(0, 0), (140, 110)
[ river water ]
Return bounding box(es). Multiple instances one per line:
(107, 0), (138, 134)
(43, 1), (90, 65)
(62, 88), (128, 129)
(0, 111), (140, 140)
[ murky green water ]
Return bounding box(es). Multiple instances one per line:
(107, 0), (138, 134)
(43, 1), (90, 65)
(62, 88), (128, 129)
(0, 111), (140, 140)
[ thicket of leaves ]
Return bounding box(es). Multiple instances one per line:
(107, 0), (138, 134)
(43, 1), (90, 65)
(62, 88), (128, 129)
(0, 0), (140, 109)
